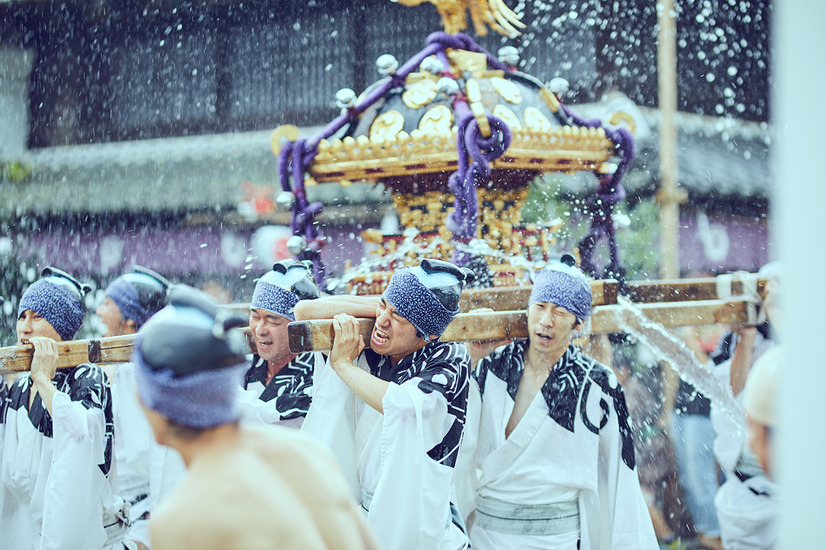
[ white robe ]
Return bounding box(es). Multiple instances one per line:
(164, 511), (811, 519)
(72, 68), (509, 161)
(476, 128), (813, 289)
(106, 362), (153, 547)
(237, 352), (324, 430)
(107, 362), (191, 549)
(468, 342), (657, 550)
(302, 342), (471, 550)
(0, 364), (126, 550)
(711, 352), (777, 549)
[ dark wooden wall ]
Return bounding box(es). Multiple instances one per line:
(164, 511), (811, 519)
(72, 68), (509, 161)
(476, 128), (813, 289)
(0, 0), (770, 148)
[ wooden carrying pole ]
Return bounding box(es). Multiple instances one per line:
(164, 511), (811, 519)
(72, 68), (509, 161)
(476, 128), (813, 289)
(0, 328), (255, 375)
(0, 334), (138, 374)
(287, 298), (757, 353)
(1, 276), (767, 371)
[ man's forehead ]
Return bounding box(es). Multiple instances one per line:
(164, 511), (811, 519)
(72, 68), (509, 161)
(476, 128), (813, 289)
(250, 307), (288, 321)
(531, 301), (575, 315)
(380, 298), (412, 322)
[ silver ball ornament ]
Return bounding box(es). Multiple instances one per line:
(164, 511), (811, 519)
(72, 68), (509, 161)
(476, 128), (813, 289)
(335, 88), (357, 110)
(275, 191), (296, 212)
(436, 77), (460, 96)
(547, 77), (570, 96)
(376, 54), (399, 75)
(287, 235), (307, 256)
(420, 56), (442, 75)
(498, 46), (520, 67)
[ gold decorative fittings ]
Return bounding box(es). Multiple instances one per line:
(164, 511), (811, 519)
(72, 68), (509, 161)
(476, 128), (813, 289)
(523, 107), (552, 132)
(370, 110), (406, 140)
(446, 50), (490, 78)
(493, 105), (520, 130)
(389, 0), (524, 38)
(419, 106), (455, 134)
(608, 111), (636, 135)
(270, 125), (299, 155)
(466, 78), (491, 138)
(491, 77), (522, 104)
(539, 88), (560, 113)
(403, 79), (438, 109)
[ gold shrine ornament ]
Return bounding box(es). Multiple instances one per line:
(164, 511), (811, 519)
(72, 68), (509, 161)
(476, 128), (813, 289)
(490, 77), (522, 104)
(419, 105), (455, 134)
(523, 107), (553, 132)
(390, 0), (525, 37)
(370, 110), (406, 140)
(402, 79), (439, 109)
(493, 105), (521, 129)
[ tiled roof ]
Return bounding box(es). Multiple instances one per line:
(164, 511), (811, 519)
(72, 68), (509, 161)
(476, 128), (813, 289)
(1, 128), (388, 218)
(1, 103), (771, 219)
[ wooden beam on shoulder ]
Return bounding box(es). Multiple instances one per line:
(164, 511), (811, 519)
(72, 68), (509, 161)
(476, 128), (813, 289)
(286, 298), (757, 353)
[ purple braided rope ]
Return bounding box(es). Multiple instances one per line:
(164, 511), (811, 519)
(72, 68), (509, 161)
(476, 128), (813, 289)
(559, 103), (635, 279)
(448, 116), (512, 265)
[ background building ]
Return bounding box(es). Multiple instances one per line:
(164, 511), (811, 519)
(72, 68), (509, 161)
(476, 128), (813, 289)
(0, 0), (772, 333)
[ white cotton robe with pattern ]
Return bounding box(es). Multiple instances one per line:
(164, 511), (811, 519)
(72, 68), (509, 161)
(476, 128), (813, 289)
(237, 351), (325, 429)
(469, 341), (658, 550)
(0, 363), (122, 550)
(301, 341), (471, 550)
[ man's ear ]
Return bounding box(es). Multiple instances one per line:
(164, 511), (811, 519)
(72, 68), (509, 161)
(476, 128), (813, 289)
(125, 318), (138, 332)
(429, 334), (438, 341)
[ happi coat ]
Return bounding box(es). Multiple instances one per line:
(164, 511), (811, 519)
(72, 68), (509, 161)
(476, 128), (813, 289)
(237, 352), (325, 429)
(302, 341), (471, 550)
(0, 363), (127, 550)
(469, 341), (657, 550)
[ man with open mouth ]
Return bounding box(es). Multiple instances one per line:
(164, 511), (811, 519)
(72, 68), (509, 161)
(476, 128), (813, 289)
(466, 255), (657, 550)
(297, 258), (475, 550)
(241, 259), (325, 429)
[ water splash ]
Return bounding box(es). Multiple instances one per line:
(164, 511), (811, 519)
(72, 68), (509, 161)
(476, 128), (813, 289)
(613, 295), (742, 422)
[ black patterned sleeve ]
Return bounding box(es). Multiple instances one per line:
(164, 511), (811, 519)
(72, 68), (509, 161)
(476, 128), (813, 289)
(65, 364), (111, 412)
(273, 367), (314, 419)
(414, 343), (470, 404)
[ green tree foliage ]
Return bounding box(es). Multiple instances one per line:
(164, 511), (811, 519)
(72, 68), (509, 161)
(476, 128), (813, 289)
(521, 175), (660, 280)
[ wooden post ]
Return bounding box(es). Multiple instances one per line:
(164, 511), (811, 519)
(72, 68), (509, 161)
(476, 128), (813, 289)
(656, 0), (686, 279)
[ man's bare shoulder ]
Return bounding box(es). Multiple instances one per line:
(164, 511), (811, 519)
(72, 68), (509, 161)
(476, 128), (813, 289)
(151, 456), (326, 550)
(150, 426), (377, 550)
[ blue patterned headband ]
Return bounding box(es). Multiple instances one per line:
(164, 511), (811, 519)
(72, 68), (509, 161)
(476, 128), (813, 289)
(250, 261), (319, 321)
(530, 263), (593, 321)
(132, 286), (248, 429)
(134, 346), (246, 429)
(251, 281), (301, 321)
(383, 268), (459, 338)
(18, 278), (85, 340)
(106, 277), (150, 327)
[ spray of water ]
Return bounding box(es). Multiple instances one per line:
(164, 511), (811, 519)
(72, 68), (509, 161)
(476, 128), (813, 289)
(613, 295), (742, 423)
